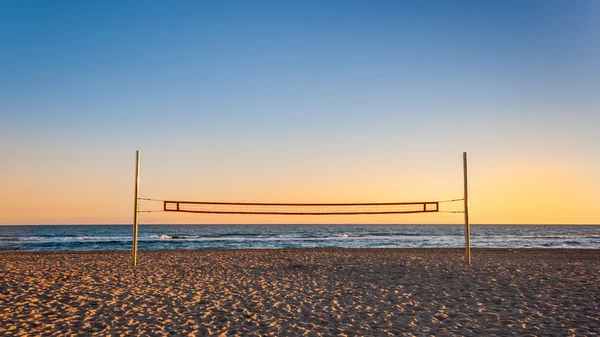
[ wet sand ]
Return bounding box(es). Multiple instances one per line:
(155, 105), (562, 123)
(1, 248), (599, 336)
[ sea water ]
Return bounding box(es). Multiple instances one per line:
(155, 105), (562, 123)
(1, 225), (599, 252)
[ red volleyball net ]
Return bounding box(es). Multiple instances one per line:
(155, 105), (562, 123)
(163, 200), (439, 215)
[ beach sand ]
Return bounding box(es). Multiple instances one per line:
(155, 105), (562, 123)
(1, 248), (599, 336)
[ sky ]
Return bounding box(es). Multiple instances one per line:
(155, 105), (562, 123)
(1, 0), (599, 225)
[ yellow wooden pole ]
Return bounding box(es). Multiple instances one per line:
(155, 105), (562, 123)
(463, 152), (471, 265)
(132, 150), (140, 267)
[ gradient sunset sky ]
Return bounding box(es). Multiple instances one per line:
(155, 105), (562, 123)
(1, 1), (599, 225)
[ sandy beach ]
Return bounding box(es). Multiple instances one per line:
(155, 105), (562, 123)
(1, 248), (599, 336)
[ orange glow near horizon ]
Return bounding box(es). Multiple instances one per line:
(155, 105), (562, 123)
(1, 151), (598, 225)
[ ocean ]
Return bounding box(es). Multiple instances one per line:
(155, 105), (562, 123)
(0, 224), (599, 252)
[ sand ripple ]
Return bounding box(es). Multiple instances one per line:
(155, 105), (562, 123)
(1, 248), (599, 336)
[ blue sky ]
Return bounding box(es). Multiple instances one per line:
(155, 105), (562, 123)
(2, 1), (597, 133)
(1, 1), (599, 224)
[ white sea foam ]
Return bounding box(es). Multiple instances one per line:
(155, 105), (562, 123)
(148, 234), (173, 240)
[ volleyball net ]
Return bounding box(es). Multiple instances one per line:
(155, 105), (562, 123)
(131, 151), (472, 266)
(162, 200), (441, 215)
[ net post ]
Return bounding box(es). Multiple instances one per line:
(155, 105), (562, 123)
(132, 150), (141, 267)
(463, 152), (471, 265)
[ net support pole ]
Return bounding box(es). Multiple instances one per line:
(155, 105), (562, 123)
(463, 152), (471, 265)
(132, 150), (141, 267)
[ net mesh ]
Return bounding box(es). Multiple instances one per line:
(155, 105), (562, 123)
(163, 200), (439, 215)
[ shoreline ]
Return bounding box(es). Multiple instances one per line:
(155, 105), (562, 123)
(2, 248), (599, 335)
(2, 247), (600, 256)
